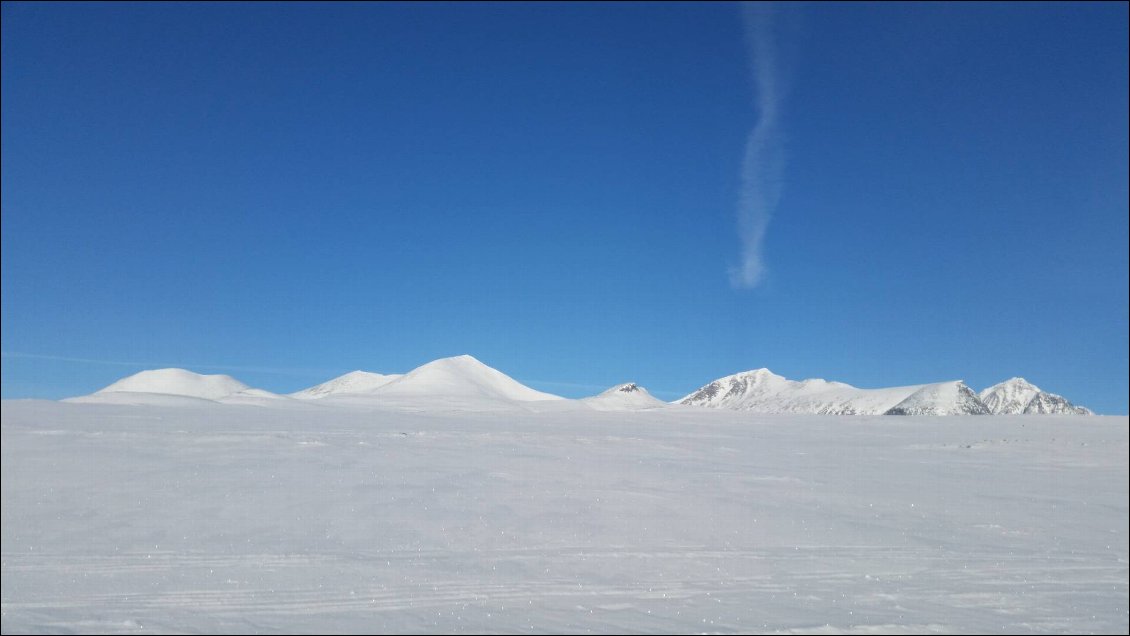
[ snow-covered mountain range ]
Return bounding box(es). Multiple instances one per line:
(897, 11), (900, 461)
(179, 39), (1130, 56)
(70, 356), (566, 410)
(677, 369), (1090, 416)
(65, 357), (1093, 415)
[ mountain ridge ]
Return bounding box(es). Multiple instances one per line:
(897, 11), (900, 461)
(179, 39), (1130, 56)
(678, 369), (1089, 416)
(61, 360), (1094, 415)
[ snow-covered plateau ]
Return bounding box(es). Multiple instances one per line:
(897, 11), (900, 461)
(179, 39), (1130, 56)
(2, 392), (1126, 633)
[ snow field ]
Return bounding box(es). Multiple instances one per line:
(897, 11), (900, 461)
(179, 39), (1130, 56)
(2, 401), (1125, 633)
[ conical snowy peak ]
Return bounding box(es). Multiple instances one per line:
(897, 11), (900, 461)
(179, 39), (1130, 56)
(979, 378), (1041, 414)
(979, 378), (1091, 415)
(371, 355), (563, 403)
(290, 370), (402, 399)
(884, 381), (989, 416)
(95, 368), (252, 400)
(583, 383), (668, 411)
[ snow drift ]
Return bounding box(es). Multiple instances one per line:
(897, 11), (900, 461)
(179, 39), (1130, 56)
(2, 399), (1125, 634)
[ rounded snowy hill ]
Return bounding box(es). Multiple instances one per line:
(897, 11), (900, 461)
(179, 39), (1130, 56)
(290, 371), (402, 399)
(364, 355), (563, 406)
(66, 368), (284, 405)
(581, 383), (669, 411)
(97, 368), (250, 399)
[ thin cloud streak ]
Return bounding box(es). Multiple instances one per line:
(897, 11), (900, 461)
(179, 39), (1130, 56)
(730, 2), (786, 289)
(0, 351), (337, 378)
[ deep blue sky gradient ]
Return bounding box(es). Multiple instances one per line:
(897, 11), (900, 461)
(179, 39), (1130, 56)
(3, 2), (1127, 412)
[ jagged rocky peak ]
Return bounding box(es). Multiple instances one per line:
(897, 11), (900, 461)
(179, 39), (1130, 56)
(615, 383), (641, 393)
(1024, 391), (1092, 415)
(680, 368), (789, 406)
(979, 377), (1092, 415)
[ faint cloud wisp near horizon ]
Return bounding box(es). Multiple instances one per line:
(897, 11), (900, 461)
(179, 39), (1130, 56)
(0, 351), (338, 378)
(730, 2), (788, 289)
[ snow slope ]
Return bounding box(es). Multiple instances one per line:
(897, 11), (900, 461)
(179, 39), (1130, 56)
(290, 370), (402, 399)
(677, 369), (986, 415)
(884, 381), (989, 415)
(66, 368), (287, 404)
(580, 383), (669, 411)
(2, 400), (1125, 634)
(364, 355), (563, 406)
(980, 377), (1092, 415)
(95, 368), (251, 399)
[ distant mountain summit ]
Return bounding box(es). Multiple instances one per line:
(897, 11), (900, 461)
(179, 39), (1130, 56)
(581, 383), (668, 411)
(289, 370), (402, 399)
(677, 369), (985, 415)
(979, 378), (1092, 415)
(67, 368), (284, 404)
(679, 369), (797, 409)
(884, 381), (990, 416)
(97, 368), (251, 399)
(364, 355), (563, 403)
(679, 369), (1088, 415)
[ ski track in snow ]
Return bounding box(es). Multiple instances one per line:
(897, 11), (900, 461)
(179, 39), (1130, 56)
(2, 401), (1126, 634)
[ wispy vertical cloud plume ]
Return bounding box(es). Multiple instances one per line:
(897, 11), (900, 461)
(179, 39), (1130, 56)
(730, 2), (787, 289)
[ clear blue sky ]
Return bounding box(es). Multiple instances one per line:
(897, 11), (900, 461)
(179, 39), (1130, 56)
(2, 2), (1127, 413)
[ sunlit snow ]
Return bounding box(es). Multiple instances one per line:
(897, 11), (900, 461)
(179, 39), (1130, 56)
(2, 393), (1125, 633)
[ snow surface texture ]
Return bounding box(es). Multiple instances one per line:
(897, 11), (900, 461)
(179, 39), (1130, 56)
(980, 377), (1092, 415)
(1, 399), (1125, 634)
(679, 369), (1090, 415)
